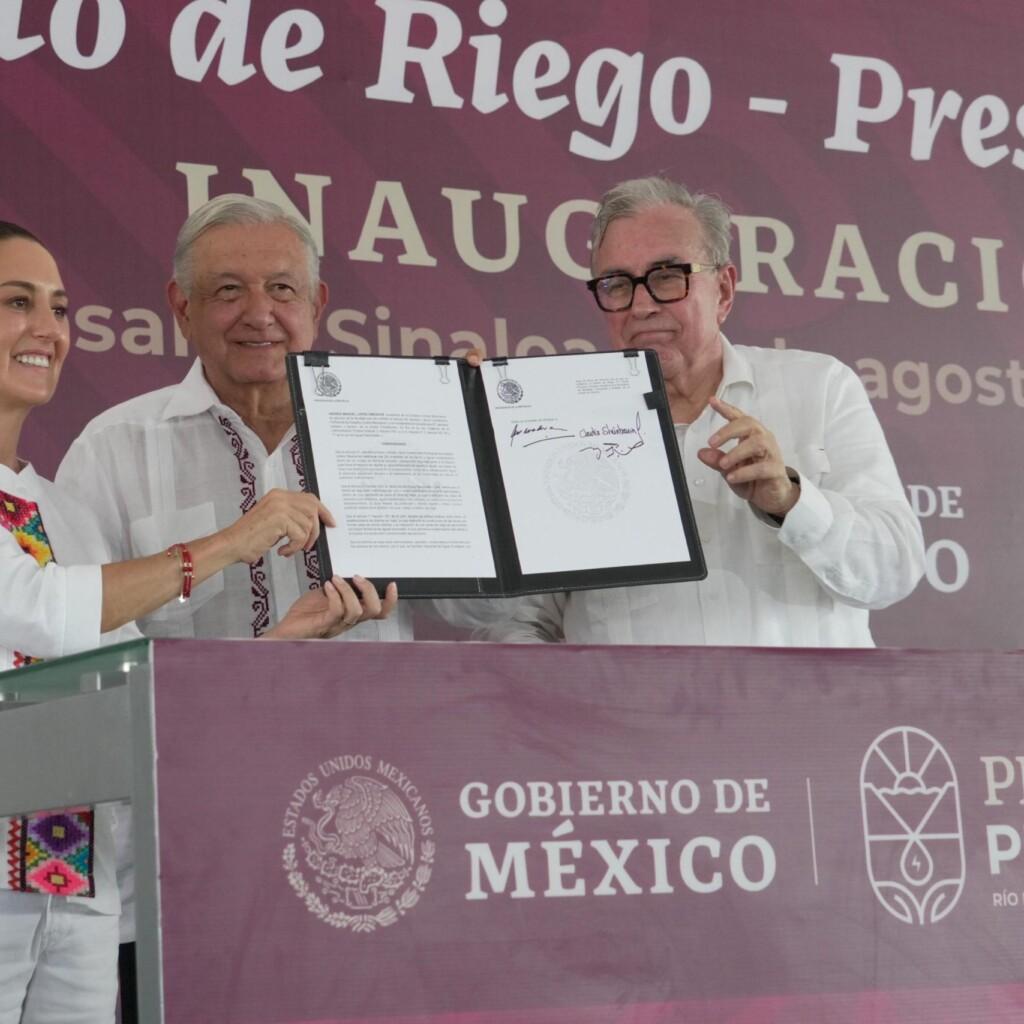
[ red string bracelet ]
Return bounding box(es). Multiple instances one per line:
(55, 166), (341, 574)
(166, 543), (194, 603)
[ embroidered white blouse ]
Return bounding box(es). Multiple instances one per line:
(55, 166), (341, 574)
(0, 461), (140, 917)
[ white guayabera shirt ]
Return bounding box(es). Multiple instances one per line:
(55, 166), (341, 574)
(57, 359), (414, 642)
(448, 337), (926, 648)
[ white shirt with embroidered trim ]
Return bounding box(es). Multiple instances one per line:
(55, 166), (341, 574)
(448, 338), (926, 648)
(0, 461), (141, 918)
(56, 358), (413, 641)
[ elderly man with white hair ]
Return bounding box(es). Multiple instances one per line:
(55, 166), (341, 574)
(57, 195), (400, 639)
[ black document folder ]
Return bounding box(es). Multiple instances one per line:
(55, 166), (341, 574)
(287, 349), (705, 598)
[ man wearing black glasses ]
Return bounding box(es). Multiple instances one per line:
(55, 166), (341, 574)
(480, 175), (925, 647)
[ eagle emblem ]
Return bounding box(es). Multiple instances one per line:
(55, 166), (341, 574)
(301, 776), (416, 911)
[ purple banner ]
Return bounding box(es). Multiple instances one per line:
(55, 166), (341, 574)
(151, 639), (1024, 1023)
(2, 2), (1021, 650)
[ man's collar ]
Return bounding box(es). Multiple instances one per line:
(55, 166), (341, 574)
(161, 358), (228, 421)
(718, 333), (754, 392)
(161, 358), (299, 453)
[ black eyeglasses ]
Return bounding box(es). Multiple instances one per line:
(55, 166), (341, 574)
(586, 262), (721, 312)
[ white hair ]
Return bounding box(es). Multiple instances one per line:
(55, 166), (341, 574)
(172, 194), (320, 294)
(590, 175), (732, 270)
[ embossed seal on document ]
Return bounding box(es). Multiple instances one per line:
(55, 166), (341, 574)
(544, 446), (628, 522)
(313, 369), (342, 398)
(496, 377), (523, 404)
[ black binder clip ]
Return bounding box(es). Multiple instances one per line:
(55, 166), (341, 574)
(491, 357), (509, 367)
(303, 352), (330, 366)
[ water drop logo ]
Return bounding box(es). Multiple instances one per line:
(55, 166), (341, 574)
(860, 726), (965, 925)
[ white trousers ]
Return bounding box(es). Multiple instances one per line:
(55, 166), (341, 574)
(0, 894), (118, 1024)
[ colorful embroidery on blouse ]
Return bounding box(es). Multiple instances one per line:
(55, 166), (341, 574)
(0, 490), (54, 569)
(0, 489), (97, 898)
(4, 809), (95, 897)
(0, 490), (54, 666)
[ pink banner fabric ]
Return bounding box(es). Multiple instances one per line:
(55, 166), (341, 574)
(150, 639), (1024, 1023)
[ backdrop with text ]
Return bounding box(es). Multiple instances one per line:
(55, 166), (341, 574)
(1, 0), (1020, 648)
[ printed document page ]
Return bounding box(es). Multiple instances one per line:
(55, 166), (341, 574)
(480, 353), (691, 575)
(297, 357), (496, 579)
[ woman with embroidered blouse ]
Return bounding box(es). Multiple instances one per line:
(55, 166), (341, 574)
(0, 222), (393, 1023)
